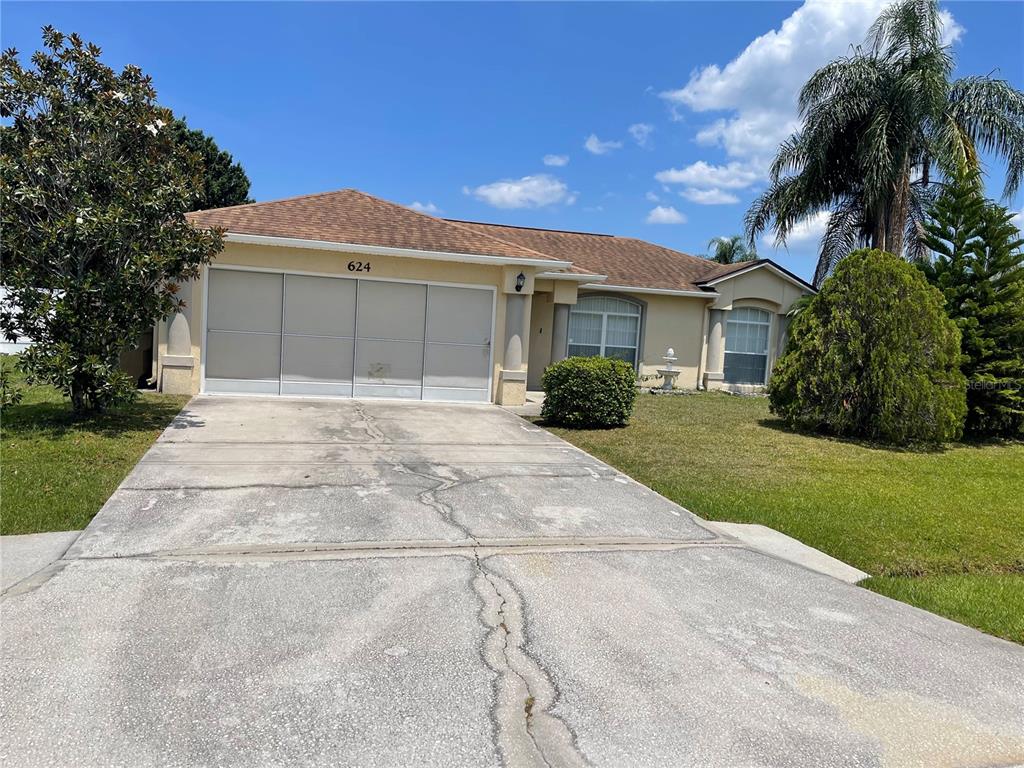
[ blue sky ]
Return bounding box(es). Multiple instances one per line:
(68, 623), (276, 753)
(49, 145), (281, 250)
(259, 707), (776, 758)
(4, 1), (1022, 281)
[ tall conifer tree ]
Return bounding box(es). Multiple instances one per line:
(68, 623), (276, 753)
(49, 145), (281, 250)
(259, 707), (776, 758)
(923, 172), (1024, 437)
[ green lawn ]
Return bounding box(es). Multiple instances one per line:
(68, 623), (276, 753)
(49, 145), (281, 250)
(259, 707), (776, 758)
(1, 358), (188, 535)
(545, 393), (1024, 643)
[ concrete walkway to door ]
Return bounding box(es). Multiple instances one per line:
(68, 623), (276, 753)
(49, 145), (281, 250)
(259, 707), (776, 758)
(2, 397), (1023, 767)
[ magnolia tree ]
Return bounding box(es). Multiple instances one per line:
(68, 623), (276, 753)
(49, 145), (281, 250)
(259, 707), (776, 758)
(1, 28), (223, 412)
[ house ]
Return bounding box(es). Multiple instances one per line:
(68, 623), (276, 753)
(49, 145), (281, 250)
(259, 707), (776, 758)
(0, 287), (33, 356)
(158, 189), (813, 406)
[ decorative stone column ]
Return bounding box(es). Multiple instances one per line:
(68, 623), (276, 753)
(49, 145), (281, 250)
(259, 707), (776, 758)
(161, 280), (196, 394)
(550, 303), (570, 364)
(703, 308), (726, 389)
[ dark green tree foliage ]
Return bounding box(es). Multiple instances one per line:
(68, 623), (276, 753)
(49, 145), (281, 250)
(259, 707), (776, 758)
(769, 249), (966, 445)
(541, 357), (638, 428)
(1, 28), (223, 411)
(170, 119), (251, 211)
(922, 173), (1024, 437)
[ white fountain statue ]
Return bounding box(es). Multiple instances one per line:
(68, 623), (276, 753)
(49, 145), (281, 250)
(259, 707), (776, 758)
(657, 347), (681, 391)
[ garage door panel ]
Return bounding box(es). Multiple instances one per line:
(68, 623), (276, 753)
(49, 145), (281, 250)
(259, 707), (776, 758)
(420, 386), (491, 403)
(355, 339), (424, 387)
(281, 380), (353, 397)
(423, 343), (490, 390)
(208, 271), (282, 334)
(426, 286), (493, 345)
(282, 336), (354, 384)
(357, 281), (426, 341)
(284, 275), (356, 337)
(206, 331), (281, 381)
(205, 270), (493, 401)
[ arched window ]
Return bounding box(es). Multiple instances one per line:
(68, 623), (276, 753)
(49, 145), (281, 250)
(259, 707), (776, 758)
(568, 295), (642, 366)
(724, 306), (772, 384)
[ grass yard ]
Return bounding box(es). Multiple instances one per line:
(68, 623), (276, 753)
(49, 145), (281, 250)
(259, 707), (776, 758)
(1, 358), (188, 535)
(545, 393), (1024, 643)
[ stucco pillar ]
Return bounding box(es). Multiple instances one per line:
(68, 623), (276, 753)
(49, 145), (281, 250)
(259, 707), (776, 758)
(550, 303), (570, 364)
(703, 308), (726, 390)
(497, 292), (529, 405)
(161, 280), (196, 394)
(504, 293), (526, 370)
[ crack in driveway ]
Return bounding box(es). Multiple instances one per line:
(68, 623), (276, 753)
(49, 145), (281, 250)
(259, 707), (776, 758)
(474, 558), (588, 768)
(388, 456), (587, 767)
(352, 399), (388, 443)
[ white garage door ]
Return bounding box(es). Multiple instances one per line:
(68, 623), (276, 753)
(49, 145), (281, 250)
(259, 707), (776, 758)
(204, 269), (494, 402)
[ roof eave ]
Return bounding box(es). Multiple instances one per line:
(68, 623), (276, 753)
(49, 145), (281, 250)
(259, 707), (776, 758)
(535, 271), (608, 283)
(580, 283), (719, 298)
(222, 232), (572, 270)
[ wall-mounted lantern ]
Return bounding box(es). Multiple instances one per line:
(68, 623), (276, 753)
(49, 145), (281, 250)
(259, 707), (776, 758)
(515, 272), (526, 293)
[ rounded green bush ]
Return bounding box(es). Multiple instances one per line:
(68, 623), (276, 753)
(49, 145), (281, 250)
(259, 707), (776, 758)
(541, 356), (638, 428)
(769, 249), (966, 445)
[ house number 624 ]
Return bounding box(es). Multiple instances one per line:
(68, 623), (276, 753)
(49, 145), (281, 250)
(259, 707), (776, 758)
(347, 261), (371, 272)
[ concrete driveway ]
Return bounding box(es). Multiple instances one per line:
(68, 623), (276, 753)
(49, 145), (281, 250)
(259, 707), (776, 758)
(2, 397), (1022, 767)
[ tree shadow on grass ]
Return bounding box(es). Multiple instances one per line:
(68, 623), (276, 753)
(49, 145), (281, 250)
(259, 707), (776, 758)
(1, 397), (194, 440)
(529, 416), (631, 431)
(756, 416), (952, 455)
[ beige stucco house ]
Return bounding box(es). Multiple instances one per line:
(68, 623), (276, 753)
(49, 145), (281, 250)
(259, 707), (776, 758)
(156, 189), (812, 406)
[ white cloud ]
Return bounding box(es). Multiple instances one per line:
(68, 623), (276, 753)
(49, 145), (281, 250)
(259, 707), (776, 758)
(1011, 208), (1023, 232)
(407, 201), (440, 215)
(543, 154), (569, 167)
(645, 191), (660, 202)
(463, 174), (572, 209)
(655, 160), (761, 190)
(773, 210), (830, 247)
(660, 0), (962, 165)
(680, 188), (740, 205)
(939, 10), (964, 46)
(628, 123), (654, 147)
(646, 205), (687, 225)
(584, 133), (623, 155)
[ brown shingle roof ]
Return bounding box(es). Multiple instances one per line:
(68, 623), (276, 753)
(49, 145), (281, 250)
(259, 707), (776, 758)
(187, 189), (813, 292)
(448, 220), (721, 292)
(187, 189), (560, 263)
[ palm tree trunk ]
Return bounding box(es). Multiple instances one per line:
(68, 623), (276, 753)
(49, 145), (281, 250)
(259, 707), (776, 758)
(886, 159), (912, 257)
(871, 207), (887, 252)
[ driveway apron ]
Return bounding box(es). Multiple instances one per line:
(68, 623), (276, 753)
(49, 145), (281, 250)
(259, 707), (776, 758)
(2, 396), (1022, 768)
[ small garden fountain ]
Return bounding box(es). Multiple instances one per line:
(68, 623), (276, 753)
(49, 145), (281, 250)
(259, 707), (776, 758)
(657, 347), (681, 391)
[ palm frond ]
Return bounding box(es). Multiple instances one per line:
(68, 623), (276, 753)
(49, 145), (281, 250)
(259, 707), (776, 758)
(814, 198), (866, 286)
(869, 0), (948, 67)
(948, 76), (1024, 198)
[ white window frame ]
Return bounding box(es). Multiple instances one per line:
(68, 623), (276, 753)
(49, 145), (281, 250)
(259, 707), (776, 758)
(724, 306), (772, 385)
(568, 295), (642, 367)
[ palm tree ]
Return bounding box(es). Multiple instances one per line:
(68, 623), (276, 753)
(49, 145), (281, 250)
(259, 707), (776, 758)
(706, 235), (757, 264)
(746, 0), (1024, 286)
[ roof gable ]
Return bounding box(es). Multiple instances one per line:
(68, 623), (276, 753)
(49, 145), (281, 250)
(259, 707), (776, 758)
(695, 259), (816, 293)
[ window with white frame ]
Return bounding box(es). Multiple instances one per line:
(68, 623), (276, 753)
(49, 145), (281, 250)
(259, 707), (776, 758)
(724, 307), (771, 384)
(567, 295), (641, 366)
